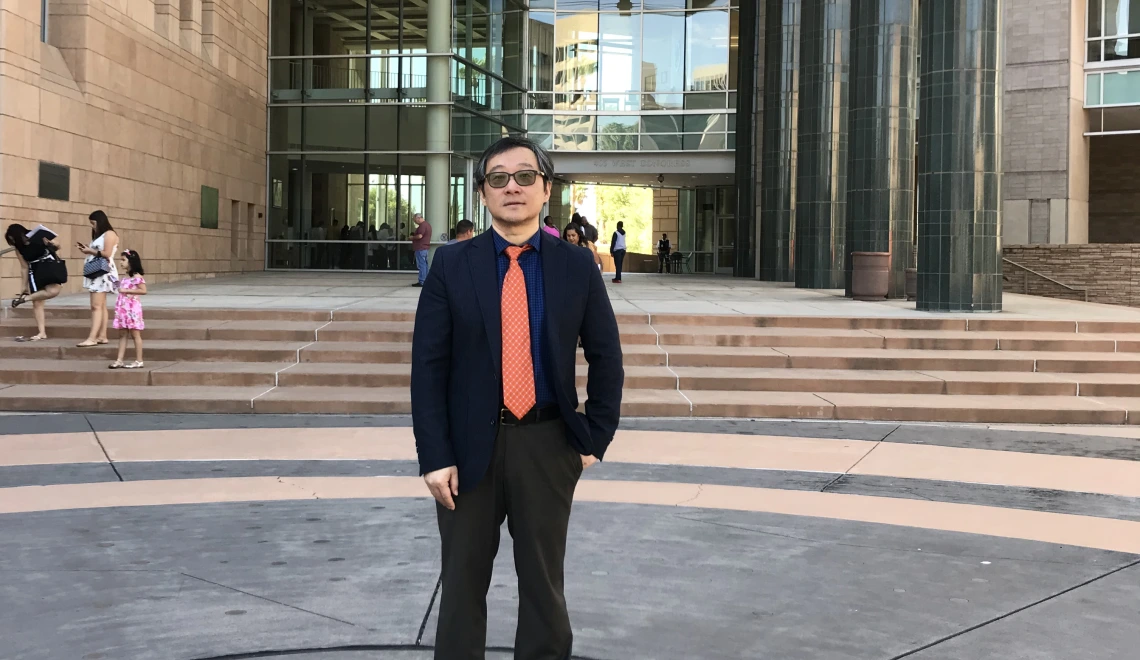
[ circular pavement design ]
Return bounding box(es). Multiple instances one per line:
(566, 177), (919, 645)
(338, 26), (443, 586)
(2, 415), (1140, 660)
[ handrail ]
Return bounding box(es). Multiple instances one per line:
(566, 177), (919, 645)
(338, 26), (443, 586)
(0, 246), (13, 256)
(1002, 257), (1088, 301)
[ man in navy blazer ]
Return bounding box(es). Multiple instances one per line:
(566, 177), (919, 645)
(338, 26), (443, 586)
(411, 136), (624, 659)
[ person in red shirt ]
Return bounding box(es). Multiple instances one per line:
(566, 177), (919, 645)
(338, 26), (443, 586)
(411, 212), (432, 287)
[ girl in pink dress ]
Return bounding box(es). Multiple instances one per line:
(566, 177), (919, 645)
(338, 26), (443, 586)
(109, 250), (148, 369)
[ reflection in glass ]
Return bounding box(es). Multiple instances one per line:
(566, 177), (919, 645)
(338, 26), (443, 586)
(686, 10), (730, 91)
(556, 13), (600, 93)
(1105, 0), (1140, 37)
(599, 13), (641, 92)
(597, 115), (639, 150)
(640, 134), (683, 150)
(268, 107), (301, 152)
(530, 12), (556, 92)
(642, 13), (686, 95)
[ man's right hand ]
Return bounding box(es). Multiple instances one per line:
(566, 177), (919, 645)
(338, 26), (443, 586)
(424, 466), (459, 510)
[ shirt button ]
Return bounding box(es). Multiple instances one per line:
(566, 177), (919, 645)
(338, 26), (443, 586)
(491, 418), (497, 426)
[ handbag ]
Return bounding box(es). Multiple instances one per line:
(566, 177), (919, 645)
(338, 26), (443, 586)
(32, 257), (68, 286)
(84, 256), (110, 279)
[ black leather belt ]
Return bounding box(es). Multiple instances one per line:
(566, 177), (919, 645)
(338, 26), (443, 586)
(500, 405), (561, 426)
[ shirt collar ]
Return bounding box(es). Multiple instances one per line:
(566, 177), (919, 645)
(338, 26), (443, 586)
(492, 228), (543, 255)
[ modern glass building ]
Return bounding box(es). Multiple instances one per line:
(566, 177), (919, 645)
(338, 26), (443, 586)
(265, 0), (751, 276)
(265, 0), (1015, 312)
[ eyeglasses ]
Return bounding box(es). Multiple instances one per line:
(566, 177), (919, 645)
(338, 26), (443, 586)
(484, 170), (545, 189)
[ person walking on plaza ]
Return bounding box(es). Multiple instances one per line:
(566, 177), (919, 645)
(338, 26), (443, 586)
(77, 210), (119, 348)
(411, 212), (432, 287)
(657, 232), (672, 273)
(6, 223), (66, 342)
(610, 220), (627, 284)
(108, 250), (147, 370)
(411, 136), (624, 660)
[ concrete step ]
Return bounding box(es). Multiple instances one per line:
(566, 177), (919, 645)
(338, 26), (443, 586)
(1, 359), (1100, 396)
(1, 383), (1137, 424)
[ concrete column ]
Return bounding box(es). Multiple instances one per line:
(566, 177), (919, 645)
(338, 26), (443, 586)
(795, 0), (851, 290)
(426, 0), (452, 253)
(916, 0), (1003, 312)
(845, 0), (917, 298)
(759, 0), (800, 282)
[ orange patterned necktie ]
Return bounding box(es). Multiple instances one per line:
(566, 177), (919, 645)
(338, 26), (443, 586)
(502, 245), (536, 419)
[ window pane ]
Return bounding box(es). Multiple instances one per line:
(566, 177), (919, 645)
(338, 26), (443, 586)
(310, 4), (364, 56)
(644, 0), (686, 8)
(686, 10), (730, 91)
(1087, 73), (1103, 106)
(269, 107), (302, 152)
(269, 0), (303, 57)
(1089, 39), (1104, 63)
(643, 115), (683, 132)
(528, 114), (554, 132)
(1090, 0), (1103, 38)
(643, 13), (686, 94)
(601, 0), (643, 9)
(683, 113), (726, 132)
(530, 12), (556, 92)
(1103, 69), (1140, 104)
(683, 132), (726, 150)
(304, 107), (365, 151)
(556, 13), (599, 93)
(640, 134), (682, 150)
(684, 92), (728, 109)
(555, 114), (597, 135)
(1105, 37), (1140, 60)
(560, 0), (600, 9)
(267, 155), (302, 241)
(598, 115), (640, 132)
(599, 12), (641, 92)
(1104, 0), (1140, 36)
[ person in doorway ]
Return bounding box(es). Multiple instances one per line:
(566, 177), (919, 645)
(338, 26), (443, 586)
(77, 210), (119, 348)
(411, 212), (432, 287)
(446, 219), (474, 245)
(610, 221), (627, 284)
(542, 215), (560, 238)
(657, 232), (672, 273)
(411, 136), (624, 660)
(6, 223), (66, 342)
(563, 223), (600, 270)
(577, 214), (599, 244)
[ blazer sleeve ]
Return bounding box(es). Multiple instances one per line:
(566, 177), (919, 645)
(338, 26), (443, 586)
(578, 253), (624, 459)
(411, 247), (456, 475)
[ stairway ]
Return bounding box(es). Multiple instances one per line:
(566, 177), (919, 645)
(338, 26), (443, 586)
(6, 307), (1140, 423)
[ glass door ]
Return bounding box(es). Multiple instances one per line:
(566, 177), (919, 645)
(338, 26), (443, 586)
(714, 187), (736, 275)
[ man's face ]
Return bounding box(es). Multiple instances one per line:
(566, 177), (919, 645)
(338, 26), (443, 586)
(480, 147), (551, 227)
(414, 216), (424, 226)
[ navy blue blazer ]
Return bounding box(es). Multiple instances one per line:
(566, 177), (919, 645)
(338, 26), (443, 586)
(411, 228), (624, 493)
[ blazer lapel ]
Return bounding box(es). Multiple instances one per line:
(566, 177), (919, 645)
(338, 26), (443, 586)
(469, 230), (502, 375)
(540, 231), (568, 383)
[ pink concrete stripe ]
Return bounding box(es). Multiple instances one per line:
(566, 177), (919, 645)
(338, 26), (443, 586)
(0, 477), (1137, 555)
(0, 432), (106, 467)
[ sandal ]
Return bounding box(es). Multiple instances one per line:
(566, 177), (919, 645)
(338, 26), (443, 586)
(15, 335), (46, 343)
(10, 294), (27, 309)
(109, 361), (124, 369)
(76, 341), (99, 347)
(122, 361), (144, 369)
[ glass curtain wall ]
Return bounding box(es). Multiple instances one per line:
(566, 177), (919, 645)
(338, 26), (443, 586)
(526, 0), (740, 151)
(267, 0), (527, 271)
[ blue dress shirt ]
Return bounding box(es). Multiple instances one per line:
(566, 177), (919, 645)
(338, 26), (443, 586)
(492, 230), (555, 408)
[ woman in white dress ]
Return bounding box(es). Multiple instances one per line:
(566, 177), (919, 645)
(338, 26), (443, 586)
(76, 210), (119, 347)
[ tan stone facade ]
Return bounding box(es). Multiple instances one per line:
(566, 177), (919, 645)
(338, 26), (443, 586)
(1003, 244), (1140, 307)
(0, 0), (268, 301)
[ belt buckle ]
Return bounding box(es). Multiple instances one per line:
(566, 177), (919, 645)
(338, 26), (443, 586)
(500, 408), (516, 426)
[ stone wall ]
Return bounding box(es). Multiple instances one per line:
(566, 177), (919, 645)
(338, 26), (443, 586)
(1003, 244), (1140, 307)
(0, 0), (268, 301)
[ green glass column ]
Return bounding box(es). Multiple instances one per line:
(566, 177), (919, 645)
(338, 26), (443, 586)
(795, 0), (851, 290)
(845, 0), (917, 298)
(916, 0), (1002, 311)
(759, 0), (800, 282)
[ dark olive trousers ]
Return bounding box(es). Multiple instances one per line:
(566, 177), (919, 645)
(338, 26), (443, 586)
(434, 419), (584, 660)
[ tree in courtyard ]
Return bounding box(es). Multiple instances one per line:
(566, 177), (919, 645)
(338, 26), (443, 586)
(595, 185), (652, 255)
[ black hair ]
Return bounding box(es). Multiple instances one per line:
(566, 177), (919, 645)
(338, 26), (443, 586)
(89, 210), (114, 239)
(572, 212), (582, 224)
(4, 223), (29, 246)
(121, 249), (145, 276)
(543, 215), (555, 227)
(616, 221), (625, 232)
(474, 136), (555, 191)
(455, 219), (474, 235)
(563, 223), (584, 244)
